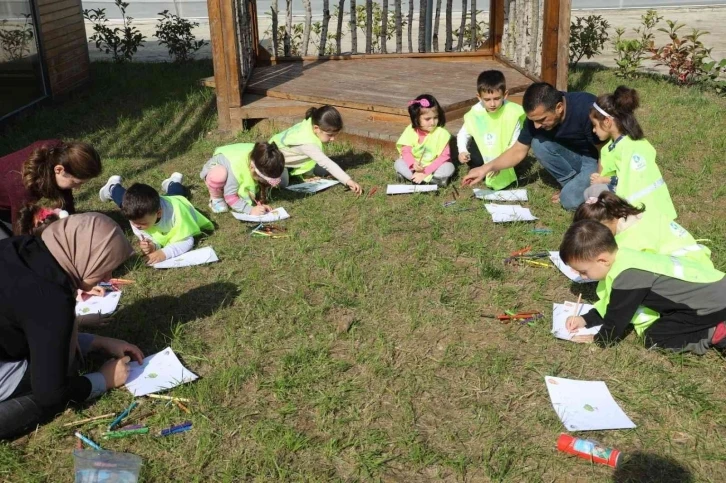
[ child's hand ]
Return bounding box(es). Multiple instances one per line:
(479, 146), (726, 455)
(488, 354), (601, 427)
(86, 286), (105, 297)
(565, 316), (586, 333)
(346, 179), (363, 195)
(571, 334), (595, 344)
(413, 162), (424, 173)
(100, 356), (131, 389)
(139, 238), (155, 255)
(92, 336), (144, 364)
(590, 173), (610, 185)
(145, 250), (167, 265)
(412, 172), (428, 184)
(250, 205), (271, 216)
(458, 152), (471, 163)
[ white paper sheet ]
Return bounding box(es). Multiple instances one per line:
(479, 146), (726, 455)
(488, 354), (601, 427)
(484, 203), (537, 222)
(386, 184), (439, 195)
(549, 251), (594, 283)
(473, 188), (528, 202)
(552, 302), (602, 340)
(231, 207), (290, 222)
(75, 291), (122, 316)
(545, 376), (636, 431)
(286, 179), (340, 193)
(125, 347), (198, 396)
(152, 246), (219, 269)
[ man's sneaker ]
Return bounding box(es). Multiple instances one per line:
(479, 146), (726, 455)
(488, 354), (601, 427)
(161, 172), (184, 194)
(99, 175), (122, 202)
(209, 198), (228, 213)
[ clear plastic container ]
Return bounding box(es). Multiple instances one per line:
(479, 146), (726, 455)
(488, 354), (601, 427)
(73, 449), (142, 482)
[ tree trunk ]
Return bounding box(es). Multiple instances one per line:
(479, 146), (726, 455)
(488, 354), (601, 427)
(366, 0), (373, 53)
(271, 0), (279, 56)
(302, 0), (312, 55)
(456, 0), (466, 51)
(381, 0), (388, 53)
(320, 0), (331, 55)
(432, 0), (441, 51)
(407, 0), (413, 52)
(444, 0), (452, 51)
(336, 0), (344, 54)
(469, 0), (476, 50)
(284, 0), (292, 56)
(350, 0), (357, 54)
(418, 0), (425, 52)
(395, 0), (402, 52)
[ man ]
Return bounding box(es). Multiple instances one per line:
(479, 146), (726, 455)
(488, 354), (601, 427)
(462, 82), (601, 210)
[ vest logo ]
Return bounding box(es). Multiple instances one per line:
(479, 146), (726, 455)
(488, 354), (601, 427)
(669, 221), (688, 238)
(631, 154), (646, 171)
(484, 133), (496, 146)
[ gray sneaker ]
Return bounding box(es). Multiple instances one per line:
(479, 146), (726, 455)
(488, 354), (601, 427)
(99, 175), (122, 202)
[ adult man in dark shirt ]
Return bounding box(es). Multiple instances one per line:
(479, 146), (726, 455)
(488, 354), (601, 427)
(462, 82), (600, 210)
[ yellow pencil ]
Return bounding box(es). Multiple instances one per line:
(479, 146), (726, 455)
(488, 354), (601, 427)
(574, 293), (582, 317)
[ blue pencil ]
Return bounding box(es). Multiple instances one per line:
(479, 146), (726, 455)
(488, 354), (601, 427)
(108, 400), (138, 430)
(75, 431), (103, 450)
(159, 421), (192, 437)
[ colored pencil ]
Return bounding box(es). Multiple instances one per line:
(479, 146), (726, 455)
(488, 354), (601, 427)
(146, 394), (191, 402)
(103, 428), (149, 439)
(63, 413), (116, 428)
(75, 432), (102, 450)
(108, 401), (138, 430)
(574, 293), (583, 317)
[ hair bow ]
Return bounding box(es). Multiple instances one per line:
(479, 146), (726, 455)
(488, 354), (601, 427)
(585, 196), (599, 205)
(408, 98), (431, 108)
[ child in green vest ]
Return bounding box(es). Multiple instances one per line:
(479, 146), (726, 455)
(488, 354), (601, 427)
(394, 94), (454, 187)
(559, 220), (726, 355)
(456, 70), (526, 190)
(270, 106), (363, 195)
(99, 174), (213, 265)
(585, 86), (677, 220)
(200, 142), (285, 214)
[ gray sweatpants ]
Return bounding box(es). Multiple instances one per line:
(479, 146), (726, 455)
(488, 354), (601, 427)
(394, 158), (455, 182)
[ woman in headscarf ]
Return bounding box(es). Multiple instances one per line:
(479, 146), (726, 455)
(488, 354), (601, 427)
(0, 213), (143, 440)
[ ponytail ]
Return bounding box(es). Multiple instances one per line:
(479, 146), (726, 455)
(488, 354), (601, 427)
(305, 105), (343, 132)
(590, 86), (644, 140)
(574, 191), (645, 224)
(22, 142), (102, 204)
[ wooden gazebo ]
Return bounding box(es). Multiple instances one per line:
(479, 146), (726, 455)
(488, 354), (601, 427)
(206, 0), (571, 141)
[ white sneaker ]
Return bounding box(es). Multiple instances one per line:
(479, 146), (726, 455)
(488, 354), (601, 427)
(99, 175), (122, 202)
(209, 198), (228, 213)
(161, 172), (184, 194)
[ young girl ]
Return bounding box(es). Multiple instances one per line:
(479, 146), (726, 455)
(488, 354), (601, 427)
(200, 142), (285, 214)
(586, 86), (677, 220)
(0, 140), (101, 238)
(395, 94), (454, 187)
(269, 106), (362, 195)
(15, 204), (69, 236)
(560, 220), (726, 355)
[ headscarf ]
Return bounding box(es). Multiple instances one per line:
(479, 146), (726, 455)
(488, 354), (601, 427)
(41, 213), (134, 290)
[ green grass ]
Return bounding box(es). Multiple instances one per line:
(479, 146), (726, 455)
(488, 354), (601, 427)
(1, 62), (726, 482)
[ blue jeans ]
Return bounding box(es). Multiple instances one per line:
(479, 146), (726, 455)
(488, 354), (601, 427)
(110, 182), (185, 209)
(531, 137), (598, 210)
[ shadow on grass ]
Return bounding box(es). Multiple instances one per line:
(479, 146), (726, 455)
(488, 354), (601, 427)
(613, 451), (693, 483)
(568, 64), (607, 92)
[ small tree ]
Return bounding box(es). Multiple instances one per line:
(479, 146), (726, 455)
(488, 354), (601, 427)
(354, 3), (401, 53)
(612, 9), (661, 78)
(0, 14), (34, 61)
(83, 0), (146, 63)
(154, 10), (207, 62)
(569, 15), (610, 68)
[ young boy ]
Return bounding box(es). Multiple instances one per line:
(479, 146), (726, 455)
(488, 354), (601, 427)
(560, 220), (726, 355)
(456, 70), (526, 190)
(99, 173), (213, 265)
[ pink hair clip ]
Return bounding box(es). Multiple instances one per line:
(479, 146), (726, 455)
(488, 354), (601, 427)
(253, 165), (282, 187)
(408, 98), (431, 108)
(585, 197), (599, 205)
(36, 208), (56, 222)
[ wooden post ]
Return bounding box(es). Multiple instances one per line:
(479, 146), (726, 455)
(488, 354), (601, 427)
(541, 0), (559, 86)
(207, 0), (242, 130)
(556, 0), (570, 90)
(488, 0), (502, 53)
(336, 0), (345, 54)
(418, 0), (426, 52)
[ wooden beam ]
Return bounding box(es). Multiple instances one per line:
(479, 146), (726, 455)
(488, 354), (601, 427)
(261, 49), (494, 64)
(207, 0), (232, 129)
(221, 0), (242, 108)
(494, 52), (541, 83)
(488, 0), (503, 54)
(541, 0), (562, 88)
(556, 0), (571, 90)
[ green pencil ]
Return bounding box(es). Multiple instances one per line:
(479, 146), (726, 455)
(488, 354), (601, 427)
(102, 427), (150, 439)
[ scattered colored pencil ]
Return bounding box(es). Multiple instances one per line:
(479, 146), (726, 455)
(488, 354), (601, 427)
(103, 428), (150, 439)
(159, 421), (192, 437)
(175, 400), (191, 414)
(75, 432), (102, 450)
(63, 413), (116, 428)
(574, 293), (583, 317)
(108, 401), (138, 431)
(146, 394), (191, 403)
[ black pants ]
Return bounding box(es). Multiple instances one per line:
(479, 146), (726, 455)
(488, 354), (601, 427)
(643, 308), (726, 355)
(0, 212), (13, 240)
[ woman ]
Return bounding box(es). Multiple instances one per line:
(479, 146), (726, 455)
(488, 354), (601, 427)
(0, 213), (143, 440)
(0, 140), (102, 238)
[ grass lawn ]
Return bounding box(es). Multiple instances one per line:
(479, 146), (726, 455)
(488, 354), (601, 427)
(1, 61), (725, 482)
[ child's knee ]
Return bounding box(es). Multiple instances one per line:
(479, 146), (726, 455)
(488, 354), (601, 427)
(204, 165), (228, 190)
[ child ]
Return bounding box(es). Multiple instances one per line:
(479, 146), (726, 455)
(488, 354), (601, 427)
(15, 204), (69, 236)
(586, 86), (677, 220)
(560, 220), (726, 355)
(395, 94), (454, 187)
(99, 173), (213, 265)
(270, 106), (362, 195)
(200, 142), (284, 214)
(456, 70), (526, 190)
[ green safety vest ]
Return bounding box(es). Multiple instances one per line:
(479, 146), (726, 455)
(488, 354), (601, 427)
(269, 118), (321, 176)
(593, 248), (724, 336)
(396, 125), (451, 182)
(600, 137), (677, 221)
(147, 195), (214, 247)
(463, 101), (525, 190)
(213, 143), (257, 201)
